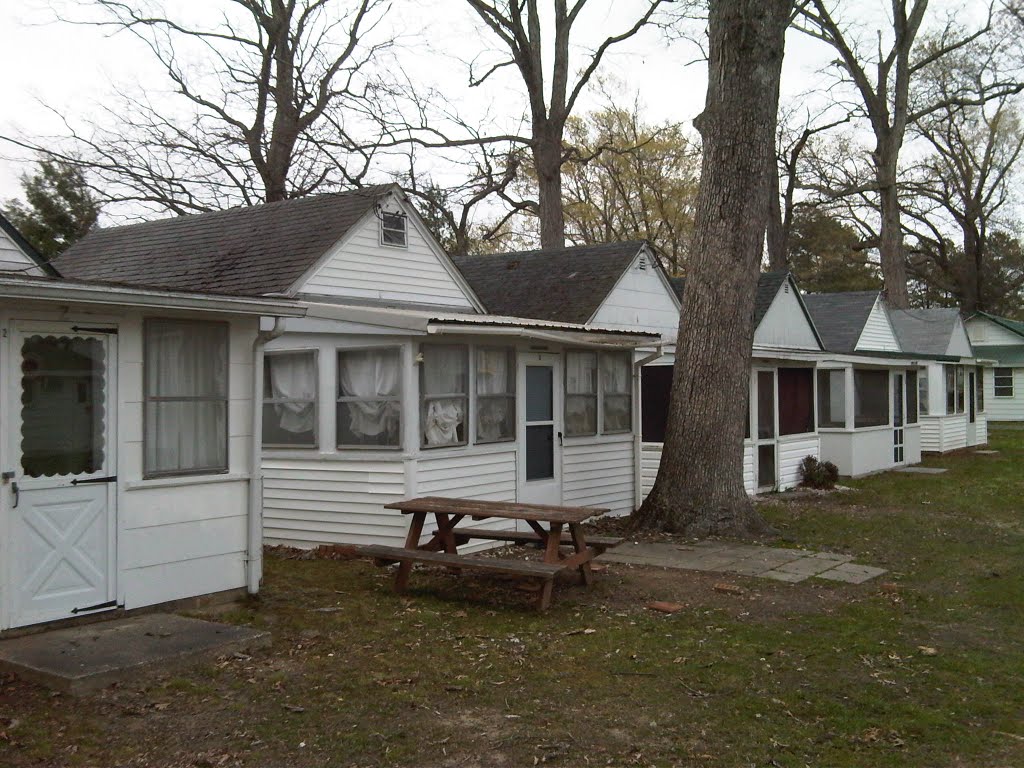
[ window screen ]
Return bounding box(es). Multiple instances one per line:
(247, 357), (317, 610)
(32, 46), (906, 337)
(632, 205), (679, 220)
(565, 351), (598, 436)
(476, 348), (516, 443)
(854, 369), (889, 428)
(778, 368), (814, 435)
(918, 371), (929, 416)
(906, 370), (918, 424)
(956, 366), (965, 413)
(601, 352), (632, 433)
(420, 345), (468, 447)
(817, 369), (845, 428)
(640, 365), (673, 443)
(945, 365), (957, 414)
(976, 366), (984, 412)
(381, 211), (407, 247)
(994, 367), (1014, 397)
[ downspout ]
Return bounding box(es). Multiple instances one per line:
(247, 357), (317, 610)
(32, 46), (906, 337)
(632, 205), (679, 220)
(632, 345), (664, 508)
(248, 316), (286, 595)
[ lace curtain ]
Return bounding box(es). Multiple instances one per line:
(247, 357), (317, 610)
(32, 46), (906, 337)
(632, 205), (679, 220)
(338, 348), (401, 446)
(565, 351), (598, 436)
(422, 345), (468, 446)
(476, 348), (514, 442)
(266, 352), (316, 437)
(601, 352), (632, 432)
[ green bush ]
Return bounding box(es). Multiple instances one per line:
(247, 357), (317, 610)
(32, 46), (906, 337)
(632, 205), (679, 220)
(798, 455), (839, 489)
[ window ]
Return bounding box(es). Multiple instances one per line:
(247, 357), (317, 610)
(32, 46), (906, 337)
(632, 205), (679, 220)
(757, 370), (775, 439)
(918, 371), (929, 416)
(956, 366), (965, 413)
(263, 351), (317, 447)
(994, 367), (1014, 397)
(976, 366), (985, 412)
(907, 370), (918, 424)
(144, 319), (228, 477)
(640, 365), (673, 443)
(337, 347), (401, 448)
(853, 369), (889, 428)
(420, 344), (468, 447)
(778, 367), (815, 435)
(476, 347), (515, 443)
(945, 365), (957, 414)
(601, 352), (632, 433)
(565, 351), (598, 436)
(817, 369), (846, 428)
(380, 210), (407, 247)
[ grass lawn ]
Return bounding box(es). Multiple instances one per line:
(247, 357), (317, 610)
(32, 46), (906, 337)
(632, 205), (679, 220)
(2, 429), (1022, 767)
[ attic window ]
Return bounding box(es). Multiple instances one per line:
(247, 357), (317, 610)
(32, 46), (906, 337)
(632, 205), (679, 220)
(637, 254), (648, 271)
(380, 210), (407, 248)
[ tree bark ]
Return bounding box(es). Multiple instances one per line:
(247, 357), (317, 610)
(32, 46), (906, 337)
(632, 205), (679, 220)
(766, 157), (787, 270)
(877, 147), (910, 308)
(632, 0), (792, 537)
(534, 128), (567, 248)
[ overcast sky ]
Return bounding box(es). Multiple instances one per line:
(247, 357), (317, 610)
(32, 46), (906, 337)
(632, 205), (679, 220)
(0, 0), (983, 219)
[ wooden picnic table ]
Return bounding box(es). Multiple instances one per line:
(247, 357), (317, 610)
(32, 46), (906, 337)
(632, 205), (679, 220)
(360, 496), (622, 611)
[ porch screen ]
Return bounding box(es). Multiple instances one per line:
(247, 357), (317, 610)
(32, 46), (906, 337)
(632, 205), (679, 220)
(263, 351), (317, 446)
(919, 372), (929, 416)
(421, 344), (468, 447)
(907, 370), (918, 424)
(337, 348), (401, 448)
(956, 366), (966, 413)
(778, 367), (814, 435)
(476, 347), (515, 443)
(945, 365), (956, 414)
(817, 369), (845, 428)
(976, 367), (985, 412)
(565, 351), (598, 436)
(853, 369), (889, 428)
(640, 365), (673, 442)
(144, 319), (228, 477)
(601, 352), (632, 433)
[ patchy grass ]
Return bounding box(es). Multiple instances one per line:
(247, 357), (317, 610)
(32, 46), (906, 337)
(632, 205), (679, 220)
(2, 431), (1023, 767)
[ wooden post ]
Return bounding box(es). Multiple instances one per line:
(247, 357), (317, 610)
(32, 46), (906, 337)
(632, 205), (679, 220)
(568, 522), (594, 587)
(395, 511), (425, 592)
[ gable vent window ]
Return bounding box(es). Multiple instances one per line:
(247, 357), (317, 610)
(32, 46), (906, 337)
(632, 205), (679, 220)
(637, 254), (648, 271)
(380, 210), (407, 248)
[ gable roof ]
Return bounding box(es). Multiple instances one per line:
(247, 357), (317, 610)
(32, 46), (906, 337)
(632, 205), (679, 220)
(970, 310), (1024, 340)
(53, 185), (396, 297)
(890, 308), (969, 357)
(670, 271), (804, 330)
(0, 210), (59, 276)
(451, 241), (647, 324)
(802, 291), (882, 352)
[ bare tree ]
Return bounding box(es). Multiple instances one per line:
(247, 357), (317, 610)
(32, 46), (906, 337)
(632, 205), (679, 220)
(461, 0), (674, 249)
(3, 0), (393, 216)
(632, 0), (793, 536)
(796, 0), (1021, 308)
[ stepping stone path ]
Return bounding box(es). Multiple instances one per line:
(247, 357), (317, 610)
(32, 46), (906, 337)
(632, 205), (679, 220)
(896, 466), (948, 474)
(601, 541), (886, 584)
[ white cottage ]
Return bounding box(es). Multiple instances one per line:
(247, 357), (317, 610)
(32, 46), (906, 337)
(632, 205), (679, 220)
(803, 291), (925, 476)
(1, 213), (302, 632)
(53, 189), (658, 550)
(965, 312), (1024, 423)
(890, 308), (988, 452)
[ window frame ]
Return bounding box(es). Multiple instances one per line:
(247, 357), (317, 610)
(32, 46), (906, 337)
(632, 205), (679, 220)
(955, 365), (966, 413)
(419, 343), (470, 449)
(906, 370), (919, 424)
(262, 349), (319, 449)
(994, 367), (1014, 398)
(853, 368), (891, 429)
(918, 370), (929, 416)
(945, 365), (957, 415)
(777, 366), (816, 436)
(976, 366), (985, 413)
(142, 317), (230, 479)
(600, 350), (633, 435)
(380, 210), (408, 248)
(816, 368), (846, 429)
(474, 346), (517, 445)
(336, 344), (404, 451)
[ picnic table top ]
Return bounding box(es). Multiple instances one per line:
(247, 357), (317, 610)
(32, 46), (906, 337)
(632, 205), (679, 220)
(383, 496), (608, 524)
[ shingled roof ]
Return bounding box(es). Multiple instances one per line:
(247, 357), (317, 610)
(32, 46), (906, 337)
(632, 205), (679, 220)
(890, 308), (965, 357)
(802, 291), (882, 352)
(669, 271), (793, 328)
(53, 185), (395, 297)
(0, 211), (58, 276)
(451, 241), (648, 324)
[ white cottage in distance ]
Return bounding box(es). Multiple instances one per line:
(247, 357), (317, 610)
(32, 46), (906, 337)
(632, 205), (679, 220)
(54, 187), (658, 551)
(965, 311), (1024, 423)
(1, 212), (303, 633)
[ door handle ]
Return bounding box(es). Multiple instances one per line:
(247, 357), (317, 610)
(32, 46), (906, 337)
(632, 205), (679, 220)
(557, 431), (563, 446)
(10, 482), (18, 509)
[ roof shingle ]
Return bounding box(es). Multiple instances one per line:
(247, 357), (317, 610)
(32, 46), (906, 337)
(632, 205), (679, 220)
(802, 291), (881, 352)
(53, 185), (394, 297)
(890, 308), (963, 356)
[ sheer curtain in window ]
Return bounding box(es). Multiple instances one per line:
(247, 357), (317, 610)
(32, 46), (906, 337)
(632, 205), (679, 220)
(422, 346), (468, 446)
(601, 353), (632, 432)
(476, 348), (514, 442)
(338, 349), (401, 444)
(565, 351), (598, 436)
(267, 354), (317, 434)
(145, 320), (228, 475)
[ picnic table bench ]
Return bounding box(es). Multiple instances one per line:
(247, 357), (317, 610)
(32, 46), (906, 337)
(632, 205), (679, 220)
(361, 496), (623, 610)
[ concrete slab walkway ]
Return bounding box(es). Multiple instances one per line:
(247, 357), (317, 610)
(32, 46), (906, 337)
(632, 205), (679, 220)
(0, 614), (270, 694)
(601, 541), (885, 584)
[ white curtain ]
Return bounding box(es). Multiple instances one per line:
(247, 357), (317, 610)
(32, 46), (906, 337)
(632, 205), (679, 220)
(476, 348), (512, 442)
(145, 321), (227, 474)
(338, 349), (400, 439)
(565, 352), (597, 435)
(601, 353), (630, 395)
(268, 353), (317, 433)
(422, 346), (467, 446)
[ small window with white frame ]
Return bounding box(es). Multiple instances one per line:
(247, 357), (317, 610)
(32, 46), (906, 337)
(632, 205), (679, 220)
(337, 347), (402, 448)
(475, 347), (516, 443)
(994, 367), (1014, 397)
(380, 209), (407, 247)
(263, 350), (318, 447)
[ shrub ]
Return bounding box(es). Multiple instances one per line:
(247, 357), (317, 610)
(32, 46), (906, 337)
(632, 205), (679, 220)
(798, 455), (839, 490)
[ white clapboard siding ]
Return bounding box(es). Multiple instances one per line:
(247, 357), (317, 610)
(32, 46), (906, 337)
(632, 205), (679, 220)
(299, 200), (474, 308)
(855, 298), (901, 351)
(754, 280), (820, 349)
(263, 458), (407, 547)
(589, 253), (680, 335)
(968, 318), (1023, 345)
(0, 228), (43, 275)
(943, 414), (968, 451)
(640, 442), (663, 499)
(563, 435), (635, 516)
(971, 414), (988, 446)
(743, 444), (755, 494)
(778, 435), (820, 490)
(985, 368), (1024, 421)
(919, 416), (944, 453)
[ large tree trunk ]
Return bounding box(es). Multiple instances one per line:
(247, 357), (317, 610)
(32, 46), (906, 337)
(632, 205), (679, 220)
(766, 158), (787, 270)
(876, 143), (911, 308)
(632, 0), (792, 537)
(534, 128), (566, 248)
